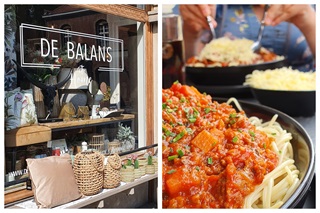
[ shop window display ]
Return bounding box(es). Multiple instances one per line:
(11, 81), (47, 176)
(4, 4), (158, 208)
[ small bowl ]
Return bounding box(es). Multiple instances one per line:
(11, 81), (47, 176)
(250, 88), (315, 117)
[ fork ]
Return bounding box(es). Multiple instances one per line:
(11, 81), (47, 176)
(251, 5), (270, 53)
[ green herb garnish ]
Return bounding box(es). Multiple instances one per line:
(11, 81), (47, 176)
(177, 149), (184, 157)
(172, 131), (185, 143)
(168, 155), (178, 161)
(208, 157), (213, 165)
(167, 169), (176, 174)
(232, 136), (238, 143)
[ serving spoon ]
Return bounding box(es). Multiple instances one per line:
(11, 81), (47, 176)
(251, 5), (270, 53)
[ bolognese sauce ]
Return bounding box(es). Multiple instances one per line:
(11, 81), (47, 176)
(162, 83), (278, 208)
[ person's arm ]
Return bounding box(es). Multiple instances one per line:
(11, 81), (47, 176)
(179, 5), (216, 59)
(265, 4), (315, 57)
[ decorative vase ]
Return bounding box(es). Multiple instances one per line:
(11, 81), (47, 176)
(145, 164), (155, 174)
(120, 166), (134, 182)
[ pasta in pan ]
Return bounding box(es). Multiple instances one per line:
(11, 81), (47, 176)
(162, 84), (299, 208)
(186, 37), (284, 67)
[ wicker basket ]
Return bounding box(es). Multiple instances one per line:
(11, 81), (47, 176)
(88, 134), (105, 152)
(103, 154), (122, 189)
(120, 166), (135, 182)
(73, 151), (104, 196)
(137, 157), (147, 166)
(108, 140), (121, 154)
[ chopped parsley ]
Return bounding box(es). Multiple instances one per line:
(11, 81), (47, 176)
(168, 155), (178, 161)
(207, 157), (213, 165)
(172, 131), (185, 143)
(177, 149), (184, 157)
(232, 136), (239, 143)
(167, 169), (176, 174)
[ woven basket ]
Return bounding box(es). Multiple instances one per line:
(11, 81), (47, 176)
(137, 157), (147, 166)
(73, 151), (104, 196)
(88, 134), (105, 152)
(120, 166), (135, 182)
(103, 154), (121, 189)
(108, 140), (121, 154)
(145, 164), (155, 174)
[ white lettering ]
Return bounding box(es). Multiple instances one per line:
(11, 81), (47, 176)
(40, 38), (50, 57)
(76, 43), (84, 60)
(90, 45), (97, 61)
(84, 44), (90, 61)
(67, 42), (75, 59)
(51, 39), (58, 58)
(106, 47), (112, 62)
(98, 46), (105, 62)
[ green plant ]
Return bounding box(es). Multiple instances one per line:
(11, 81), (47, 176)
(126, 157), (133, 166)
(134, 159), (139, 169)
(117, 123), (135, 142)
(147, 152), (153, 165)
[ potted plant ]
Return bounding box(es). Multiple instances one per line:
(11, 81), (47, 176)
(145, 151), (155, 174)
(120, 156), (134, 182)
(133, 154), (141, 179)
(116, 123), (135, 151)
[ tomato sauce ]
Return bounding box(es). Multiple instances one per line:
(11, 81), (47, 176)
(162, 83), (278, 208)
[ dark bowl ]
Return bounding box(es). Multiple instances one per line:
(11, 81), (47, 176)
(214, 98), (315, 208)
(250, 88), (315, 117)
(185, 58), (287, 86)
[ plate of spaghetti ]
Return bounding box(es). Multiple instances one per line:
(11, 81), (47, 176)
(162, 83), (314, 208)
(185, 37), (287, 86)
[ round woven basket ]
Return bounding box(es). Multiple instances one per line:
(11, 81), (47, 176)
(104, 154), (122, 189)
(120, 166), (135, 182)
(137, 157), (147, 166)
(73, 151), (104, 196)
(108, 140), (121, 154)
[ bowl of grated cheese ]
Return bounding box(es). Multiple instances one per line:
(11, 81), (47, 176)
(244, 67), (316, 117)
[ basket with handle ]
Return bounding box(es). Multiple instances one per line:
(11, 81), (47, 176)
(103, 153), (122, 189)
(73, 151), (104, 196)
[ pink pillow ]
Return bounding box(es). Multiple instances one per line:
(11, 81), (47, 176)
(26, 154), (82, 208)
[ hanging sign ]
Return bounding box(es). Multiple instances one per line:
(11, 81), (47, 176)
(19, 23), (124, 72)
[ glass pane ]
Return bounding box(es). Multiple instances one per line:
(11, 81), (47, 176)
(4, 4), (148, 188)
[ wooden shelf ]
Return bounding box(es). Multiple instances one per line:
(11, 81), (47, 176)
(39, 114), (135, 131)
(5, 114), (135, 147)
(5, 173), (157, 209)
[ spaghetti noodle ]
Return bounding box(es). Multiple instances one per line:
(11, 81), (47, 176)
(162, 83), (299, 208)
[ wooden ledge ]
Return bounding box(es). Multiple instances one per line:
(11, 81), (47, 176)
(5, 125), (52, 147)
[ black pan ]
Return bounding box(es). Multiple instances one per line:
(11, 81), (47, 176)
(250, 88), (315, 117)
(214, 98), (315, 208)
(185, 58), (287, 86)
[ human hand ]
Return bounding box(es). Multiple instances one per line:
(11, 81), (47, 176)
(265, 4), (315, 57)
(179, 4), (217, 32)
(265, 4), (314, 29)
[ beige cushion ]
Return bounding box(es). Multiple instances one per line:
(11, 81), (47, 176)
(26, 154), (82, 208)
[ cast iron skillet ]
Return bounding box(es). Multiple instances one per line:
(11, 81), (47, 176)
(214, 98), (315, 208)
(185, 58), (287, 86)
